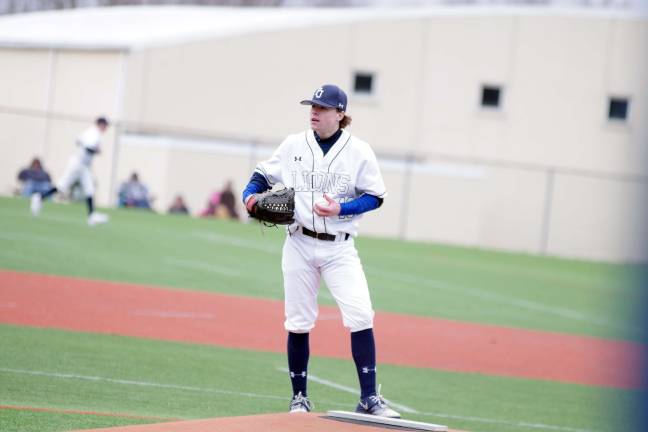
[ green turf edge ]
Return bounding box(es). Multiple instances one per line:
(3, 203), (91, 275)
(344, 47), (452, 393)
(0, 409), (156, 432)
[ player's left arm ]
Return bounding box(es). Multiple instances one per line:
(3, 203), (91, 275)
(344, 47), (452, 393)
(242, 172), (271, 213)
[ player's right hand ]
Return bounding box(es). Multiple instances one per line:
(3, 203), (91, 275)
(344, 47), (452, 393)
(313, 194), (341, 217)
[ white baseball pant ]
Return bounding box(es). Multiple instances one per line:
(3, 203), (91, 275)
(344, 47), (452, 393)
(282, 229), (375, 333)
(57, 159), (94, 197)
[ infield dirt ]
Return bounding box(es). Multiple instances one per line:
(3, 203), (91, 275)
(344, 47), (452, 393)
(74, 412), (462, 432)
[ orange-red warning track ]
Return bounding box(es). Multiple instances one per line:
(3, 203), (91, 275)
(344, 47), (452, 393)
(0, 270), (641, 388)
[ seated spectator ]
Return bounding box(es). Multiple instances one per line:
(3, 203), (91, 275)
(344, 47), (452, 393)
(118, 172), (152, 209)
(168, 195), (189, 215)
(200, 181), (239, 220)
(218, 181), (239, 220)
(17, 158), (52, 197)
(200, 191), (221, 218)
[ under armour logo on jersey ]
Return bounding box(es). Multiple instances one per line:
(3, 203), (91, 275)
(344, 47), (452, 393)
(290, 371), (307, 378)
(361, 366), (377, 374)
(314, 87), (324, 99)
(294, 156), (302, 161)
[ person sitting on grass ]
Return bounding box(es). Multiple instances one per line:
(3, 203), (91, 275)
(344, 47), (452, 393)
(168, 195), (190, 215)
(17, 157), (52, 197)
(118, 172), (152, 210)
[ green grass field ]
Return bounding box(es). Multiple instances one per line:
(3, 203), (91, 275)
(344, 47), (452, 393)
(0, 196), (642, 432)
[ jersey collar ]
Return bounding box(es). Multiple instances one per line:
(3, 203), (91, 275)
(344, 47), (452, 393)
(306, 128), (350, 165)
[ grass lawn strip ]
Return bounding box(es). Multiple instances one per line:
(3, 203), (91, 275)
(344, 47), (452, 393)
(0, 324), (632, 432)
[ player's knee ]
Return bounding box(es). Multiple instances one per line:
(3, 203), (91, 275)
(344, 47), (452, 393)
(344, 310), (374, 332)
(284, 318), (315, 333)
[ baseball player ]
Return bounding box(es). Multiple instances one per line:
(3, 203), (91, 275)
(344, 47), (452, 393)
(242, 85), (400, 418)
(30, 117), (110, 226)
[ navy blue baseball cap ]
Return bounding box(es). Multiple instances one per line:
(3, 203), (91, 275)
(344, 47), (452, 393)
(300, 84), (347, 111)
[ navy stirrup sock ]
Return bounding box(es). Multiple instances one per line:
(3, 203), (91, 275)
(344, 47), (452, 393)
(287, 332), (309, 396)
(41, 187), (57, 200)
(351, 328), (377, 399)
(86, 197), (94, 215)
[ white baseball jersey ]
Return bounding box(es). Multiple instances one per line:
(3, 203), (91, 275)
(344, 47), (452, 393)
(75, 126), (102, 166)
(56, 126), (103, 196)
(256, 128), (385, 333)
(255, 128), (386, 238)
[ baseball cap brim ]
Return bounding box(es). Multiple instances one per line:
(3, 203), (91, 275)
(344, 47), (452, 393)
(300, 99), (339, 109)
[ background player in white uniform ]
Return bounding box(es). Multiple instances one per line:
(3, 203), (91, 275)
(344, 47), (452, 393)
(31, 117), (110, 226)
(242, 85), (400, 418)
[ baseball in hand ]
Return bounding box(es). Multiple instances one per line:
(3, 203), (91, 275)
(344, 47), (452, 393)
(315, 197), (328, 208)
(313, 194), (341, 216)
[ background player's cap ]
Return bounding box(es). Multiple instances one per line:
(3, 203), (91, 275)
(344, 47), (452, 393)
(300, 84), (347, 111)
(95, 116), (109, 126)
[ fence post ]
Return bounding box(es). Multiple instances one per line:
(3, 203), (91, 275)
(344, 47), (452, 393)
(540, 169), (555, 255)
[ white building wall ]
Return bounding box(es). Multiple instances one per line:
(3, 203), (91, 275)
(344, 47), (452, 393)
(1, 11), (646, 262)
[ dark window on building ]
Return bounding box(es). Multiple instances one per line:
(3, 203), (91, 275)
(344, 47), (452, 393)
(481, 85), (502, 108)
(354, 72), (374, 94)
(608, 97), (629, 121)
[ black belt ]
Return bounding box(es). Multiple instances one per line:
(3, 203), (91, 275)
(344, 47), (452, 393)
(302, 227), (350, 242)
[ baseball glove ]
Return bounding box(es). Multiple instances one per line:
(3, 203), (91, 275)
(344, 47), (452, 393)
(248, 183), (295, 225)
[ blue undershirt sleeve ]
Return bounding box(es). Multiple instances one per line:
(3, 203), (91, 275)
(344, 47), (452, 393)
(339, 194), (383, 216)
(242, 172), (270, 204)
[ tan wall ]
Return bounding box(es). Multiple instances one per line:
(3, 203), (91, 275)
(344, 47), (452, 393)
(0, 112), (48, 195)
(0, 48), (51, 111)
(127, 25), (352, 141)
(346, 19), (426, 156)
(50, 51), (124, 119)
(0, 49), (52, 195)
(127, 14), (648, 177)
(420, 15), (516, 159)
(547, 173), (648, 262)
(1, 12), (647, 262)
(360, 165), (406, 239)
(403, 162), (549, 254)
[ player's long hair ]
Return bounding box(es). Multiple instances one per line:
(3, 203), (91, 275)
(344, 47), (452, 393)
(339, 113), (352, 129)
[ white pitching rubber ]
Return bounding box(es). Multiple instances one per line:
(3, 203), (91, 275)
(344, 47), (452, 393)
(326, 410), (448, 431)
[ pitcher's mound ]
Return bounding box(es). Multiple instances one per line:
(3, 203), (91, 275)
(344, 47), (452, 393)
(75, 412), (462, 432)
